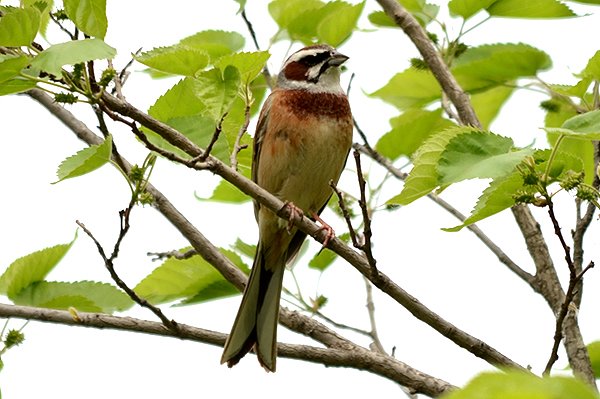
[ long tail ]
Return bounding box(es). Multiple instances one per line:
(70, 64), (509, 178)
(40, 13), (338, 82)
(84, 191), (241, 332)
(220, 243), (285, 372)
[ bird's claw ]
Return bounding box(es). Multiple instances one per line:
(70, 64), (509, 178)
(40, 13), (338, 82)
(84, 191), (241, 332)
(311, 212), (335, 248)
(282, 202), (304, 233)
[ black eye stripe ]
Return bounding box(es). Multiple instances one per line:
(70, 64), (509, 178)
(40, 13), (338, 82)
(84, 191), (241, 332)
(299, 51), (330, 67)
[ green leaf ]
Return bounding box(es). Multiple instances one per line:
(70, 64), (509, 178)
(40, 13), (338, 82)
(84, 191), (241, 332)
(308, 233), (350, 271)
(372, 44), (549, 109)
(21, 0), (52, 37)
(177, 250), (249, 305)
(567, 0), (600, 4)
(375, 109), (455, 160)
(581, 50), (600, 80)
(444, 170), (522, 232)
(438, 131), (534, 185)
(545, 102), (595, 185)
(63, 0), (107, 38)
(453, 43), (552, 92)
(193, 66), (241, 122)
(179, 30), (244, 60)
(148, 78), (205, 121)
(470, 85), (514, 129)
(282, 1), (363, 46)
(487, 0), (577, 18)
(0, 77), (37, 95)
(0, 5), (41, 46)
(54, 135), (112, 183)
(12, 281), (133, 313)
(214, 51), (270, 84)
(134, 247), (248, 305)
(196, 180), (250, 203)
(369, 67), (441, 109)
(443, 371), (598, 399)
(316, 1), (365, 46)
(587, 341), (600, 378)
(145, 78), (230, 161)
(402, 0), (440, 24)
(135, 45), (209, 76)
(269, 0), (324, 29)
(30, 38), (116, 77)
(561, 109), (600, 137)
(446, 149), (583, 231)
(0, 55), (29, 83)
(233, 0), (247, 13)
(387, 127), (471, 205)
(368, 10), (396, 27)
(231, 238), (256, 259)
(449, 0), (496, 19)
(0, 239), (75, 299)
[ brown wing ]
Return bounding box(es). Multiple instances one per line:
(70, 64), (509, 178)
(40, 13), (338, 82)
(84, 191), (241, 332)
(251, 94), (273, 221)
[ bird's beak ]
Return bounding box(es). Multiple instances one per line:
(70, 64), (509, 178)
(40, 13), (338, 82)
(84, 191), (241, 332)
(327, 51), (349, 67)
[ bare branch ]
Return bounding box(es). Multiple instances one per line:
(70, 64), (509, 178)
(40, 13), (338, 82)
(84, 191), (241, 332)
(0, 303), (455, 397)
(543, 261), (594, 375)
(330, 180), (361, 247)
(240, 9), (272, 84)
(76, 212), (179, 333)
(354, 150), (378, 273)
(364, 277), (386, 354)
(198, 113), (226, 163)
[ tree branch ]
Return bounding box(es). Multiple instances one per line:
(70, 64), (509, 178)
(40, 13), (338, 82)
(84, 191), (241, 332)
(375, 0), (481, 127)
(27, 89), (525, 377)
(0, 302), (455, 397)
(97, 92), (525, 371)
(374, 1), (596, 384)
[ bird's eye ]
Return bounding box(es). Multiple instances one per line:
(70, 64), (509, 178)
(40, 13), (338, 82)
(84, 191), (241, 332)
(301, 52), (329, 67)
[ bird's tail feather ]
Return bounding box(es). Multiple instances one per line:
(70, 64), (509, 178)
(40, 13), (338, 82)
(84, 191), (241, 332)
(220, 244), (285, 372)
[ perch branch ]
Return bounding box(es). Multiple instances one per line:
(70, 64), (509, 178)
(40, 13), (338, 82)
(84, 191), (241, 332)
(0, 302), (455, 397)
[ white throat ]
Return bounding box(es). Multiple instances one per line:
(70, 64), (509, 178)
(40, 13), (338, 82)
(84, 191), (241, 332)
(277, 67), (344, 94)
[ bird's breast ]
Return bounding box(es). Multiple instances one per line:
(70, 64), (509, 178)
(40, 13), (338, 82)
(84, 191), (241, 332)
(257, 90), (353, 215)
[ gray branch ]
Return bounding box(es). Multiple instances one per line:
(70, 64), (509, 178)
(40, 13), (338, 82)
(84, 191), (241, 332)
(0, 302), (454, 397)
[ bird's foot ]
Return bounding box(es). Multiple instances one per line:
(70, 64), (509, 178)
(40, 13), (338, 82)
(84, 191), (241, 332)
(311, 212), (335, 248)
(282, 202), (304, 233)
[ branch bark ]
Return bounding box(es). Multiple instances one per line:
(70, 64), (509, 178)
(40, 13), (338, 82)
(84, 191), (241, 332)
(0, 302), (455, 397)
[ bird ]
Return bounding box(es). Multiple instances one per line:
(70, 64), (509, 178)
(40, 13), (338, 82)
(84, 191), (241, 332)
(220, 44), (353, 372)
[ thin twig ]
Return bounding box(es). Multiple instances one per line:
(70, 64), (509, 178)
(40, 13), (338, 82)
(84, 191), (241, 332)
(240, 9), (272, 84)
(197, 113), (226, 163)
(330, 180), (360, 247)
(112, 48), (141, 96)
(49, 12), (76, 40)
(354, 150), (377, 273)
(76, 206), (179, 333)
(230, 104), (251, 170)
(364, 277), (386, 354)
(543, 261), (595, 375)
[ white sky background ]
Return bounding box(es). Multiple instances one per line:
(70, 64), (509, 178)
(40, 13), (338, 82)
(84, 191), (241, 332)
(1, 0), (600, 398)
